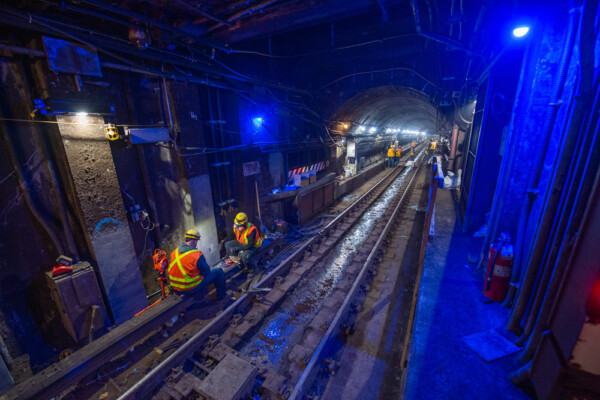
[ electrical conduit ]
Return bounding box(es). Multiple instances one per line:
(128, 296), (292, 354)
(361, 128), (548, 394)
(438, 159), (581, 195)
(505, 5), (581, 334)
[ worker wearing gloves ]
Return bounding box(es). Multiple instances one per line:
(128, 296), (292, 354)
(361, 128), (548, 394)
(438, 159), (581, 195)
(169, 229), (226, 300)
(395, 146), (402, 166)
(387, 145), (395, 168)
(223, 212), (263, 271)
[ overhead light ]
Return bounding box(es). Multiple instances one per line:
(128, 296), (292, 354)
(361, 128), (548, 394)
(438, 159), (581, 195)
(358, 126), (366, 132)
(76, 112), (88, 116)
(512, 26), (530, 38)
(252, 117), (263, 128)
(342, 123), (349, 130)
(368, 127), (377, 134)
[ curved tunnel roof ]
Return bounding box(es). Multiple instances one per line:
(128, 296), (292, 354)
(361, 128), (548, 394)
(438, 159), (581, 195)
(331, 86), (449, 137)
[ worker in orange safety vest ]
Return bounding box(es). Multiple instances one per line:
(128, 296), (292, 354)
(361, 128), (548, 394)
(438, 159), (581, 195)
(223, 212), (263, 271)
(395, 146), (402, 166)
(169, 229), (226, 300)
(387, 145), (395, 168)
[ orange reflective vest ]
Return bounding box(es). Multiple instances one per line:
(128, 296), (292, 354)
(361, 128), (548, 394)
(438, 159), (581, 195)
(429, 142), (436, 150)
(411, 141), (416, 148)
(387, 148), (395, 157)
(395, 148), (402, 157)
(235, 222), (263, 248)
(168, 248), (203, 291)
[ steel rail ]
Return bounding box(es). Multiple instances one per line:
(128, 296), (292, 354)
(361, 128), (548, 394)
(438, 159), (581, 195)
(118, 164), (407, 399)
(289, 161), (423, 399)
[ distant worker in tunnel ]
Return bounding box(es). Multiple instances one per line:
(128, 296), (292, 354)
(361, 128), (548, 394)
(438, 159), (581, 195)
(224, 212), (263, 271)
(411, 140), (416, 149)
(169, 229), (226, 300)
(429, 138), (437, 153)
(426, 138), (436, 156)
(387, 145), (395, 168)
(395, 146), (402, 166)
(410, 148), (415, 160)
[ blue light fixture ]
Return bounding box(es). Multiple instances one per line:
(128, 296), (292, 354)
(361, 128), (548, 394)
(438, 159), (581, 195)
(512, 26), (530, 38)
(252, 117), (263, 128)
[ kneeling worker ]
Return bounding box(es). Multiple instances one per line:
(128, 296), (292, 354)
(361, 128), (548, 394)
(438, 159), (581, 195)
(169, 229), (226, 300)
(224, 212), (263, 270)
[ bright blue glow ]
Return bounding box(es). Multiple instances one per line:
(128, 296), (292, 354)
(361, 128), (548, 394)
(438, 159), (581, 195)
(252, 117), (263, 127)
(512, 26), (530, 38)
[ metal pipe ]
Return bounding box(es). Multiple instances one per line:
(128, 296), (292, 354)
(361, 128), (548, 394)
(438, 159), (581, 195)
(520, 62), (599, 360)
(507, 4), (581, 331)
(449, 124), (458, 161)
(207, 89), (225, 208)
(0, 43), (261, 102)
(134, 145), (161, 249)
(161, 77), (174, 131)
(23, 56), (80, 261)
(515, 83), (581, 346)
(410, 0), (484, 61)
(0, 6), (311, 96)
(0, 44), (44, 56)
(168, 0), (232, 26)
(0, 123), (65, 255)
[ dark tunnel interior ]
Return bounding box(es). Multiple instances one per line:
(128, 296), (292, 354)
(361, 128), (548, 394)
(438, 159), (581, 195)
(0, 0), (599, 399)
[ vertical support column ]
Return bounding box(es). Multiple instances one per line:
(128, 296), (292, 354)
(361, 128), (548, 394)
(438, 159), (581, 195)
(56, 115), (147, 323)
(186, 173), (221, 266)
(345, 141), (357, 176)
(449, 124), (459, 169)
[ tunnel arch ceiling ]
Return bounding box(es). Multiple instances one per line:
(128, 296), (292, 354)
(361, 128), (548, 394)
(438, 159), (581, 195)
(330, 86), (450, 138)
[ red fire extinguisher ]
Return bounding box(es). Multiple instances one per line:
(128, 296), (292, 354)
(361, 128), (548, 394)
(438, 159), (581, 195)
(484, 233), (513, 302)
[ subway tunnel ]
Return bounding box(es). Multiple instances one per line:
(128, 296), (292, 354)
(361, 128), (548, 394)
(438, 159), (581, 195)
(0, 0), (599, 399)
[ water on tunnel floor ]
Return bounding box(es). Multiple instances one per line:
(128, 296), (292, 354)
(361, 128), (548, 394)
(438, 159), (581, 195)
(238, 163), (417, 375)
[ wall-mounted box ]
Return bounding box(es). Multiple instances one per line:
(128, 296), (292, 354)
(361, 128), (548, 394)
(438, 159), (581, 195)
(45, 261), (108, 343)
(127, 127), (170, 144)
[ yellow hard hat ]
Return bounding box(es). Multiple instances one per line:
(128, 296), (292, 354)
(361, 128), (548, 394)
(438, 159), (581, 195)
(234, 212), (248, 226)
(184, 229), (200, 240)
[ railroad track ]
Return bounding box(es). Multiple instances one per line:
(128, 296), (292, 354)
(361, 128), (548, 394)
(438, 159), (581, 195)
(113, 152), (429, 400)
(3, 146), (429, 400)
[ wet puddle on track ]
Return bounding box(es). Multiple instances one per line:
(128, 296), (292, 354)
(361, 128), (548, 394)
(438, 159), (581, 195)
(238, 166), (414, 372)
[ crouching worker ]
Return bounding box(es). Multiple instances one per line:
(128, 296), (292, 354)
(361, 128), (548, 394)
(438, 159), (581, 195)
(224, 212), (263, 271)
(169, 229), (226, 300)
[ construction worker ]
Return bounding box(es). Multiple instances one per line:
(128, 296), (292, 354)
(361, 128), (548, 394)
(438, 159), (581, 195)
(395, 146), (402, 166)
(411, 140), (416, 149)
(425, 138), (435, 156)
(223, 212), (263, 271)
(169, 229), (226, 300)
(429, 139), (437, 153)
(410, 148), (415, 160)
(387, 145), (395, 168)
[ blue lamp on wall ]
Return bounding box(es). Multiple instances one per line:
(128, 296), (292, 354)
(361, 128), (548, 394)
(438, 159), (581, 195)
(252, 117), (264, 128)
(512, 25), (530, 38)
